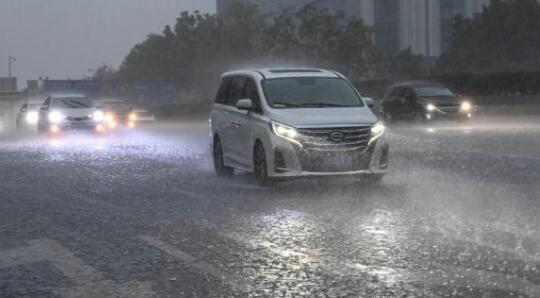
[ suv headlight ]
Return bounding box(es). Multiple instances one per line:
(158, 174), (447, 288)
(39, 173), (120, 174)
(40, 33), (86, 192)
(460, 101), (472, 112)
(48, 111), (65, 124)
(271, 121), (301, 146)
(425, 103), (437, 112)
(369, 121), (385, 145)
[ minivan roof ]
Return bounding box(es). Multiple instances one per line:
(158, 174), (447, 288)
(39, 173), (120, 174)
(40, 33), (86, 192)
(50, 94), (88, 98)
(222, 68), (341, 80)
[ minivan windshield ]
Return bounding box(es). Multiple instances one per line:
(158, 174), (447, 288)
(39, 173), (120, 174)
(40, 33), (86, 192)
(52, 97), (93, 109)
(262, 77), (364, 108)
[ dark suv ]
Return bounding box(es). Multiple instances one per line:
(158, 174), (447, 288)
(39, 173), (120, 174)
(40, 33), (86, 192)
(380, 83), (474, 122)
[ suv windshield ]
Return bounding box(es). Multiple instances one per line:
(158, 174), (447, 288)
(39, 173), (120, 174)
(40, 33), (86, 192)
(262, 77), (364, 108)
(52, 97), (93, 109)
(414, 86), (455, 98)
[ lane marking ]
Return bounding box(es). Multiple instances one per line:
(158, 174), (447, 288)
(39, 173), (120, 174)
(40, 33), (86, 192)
(0, 239), (154, 298)
(139, 235), (249, 293)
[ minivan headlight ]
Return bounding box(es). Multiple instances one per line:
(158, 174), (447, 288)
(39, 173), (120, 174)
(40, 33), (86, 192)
(271, 121), (301, 146)
(369, 121), (385, 145)
(48, 111), (65, 124)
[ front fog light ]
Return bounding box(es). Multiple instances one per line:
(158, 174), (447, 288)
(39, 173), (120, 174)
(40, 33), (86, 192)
(48, 111), (65, 124)
(369, 121), (385, 145)
(461, 101), (472, 112)
(271, 121), (301, 146)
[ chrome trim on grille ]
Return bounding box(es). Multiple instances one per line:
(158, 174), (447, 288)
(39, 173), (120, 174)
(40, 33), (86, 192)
(297, 126), (371, 152)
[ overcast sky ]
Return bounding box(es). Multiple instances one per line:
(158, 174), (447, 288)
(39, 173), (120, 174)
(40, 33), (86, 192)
(0, 0), (215, 89)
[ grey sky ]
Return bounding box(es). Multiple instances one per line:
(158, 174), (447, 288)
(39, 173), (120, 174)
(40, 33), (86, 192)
(0, 0), (215, 89)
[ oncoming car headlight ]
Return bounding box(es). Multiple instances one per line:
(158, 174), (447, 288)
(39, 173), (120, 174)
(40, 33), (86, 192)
(93, 110), (105, 122)
(128, 112), (138, 122)
(26, 111), (39, 124)
(460, 101), (472, 112)
(271, 121), (301, 146)
(426, 103), (437, 112)
(48, 111), (65, 124)
(369, 121), (385, 145)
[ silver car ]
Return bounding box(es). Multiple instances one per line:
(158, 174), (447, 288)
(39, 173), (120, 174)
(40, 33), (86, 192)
(37, 94), (105, 134)
(209, 68), (389, 185)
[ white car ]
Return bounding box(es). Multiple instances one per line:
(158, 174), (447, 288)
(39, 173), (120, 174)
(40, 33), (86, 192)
(209, 68), (389, 185)
(37, 94), (105, 134)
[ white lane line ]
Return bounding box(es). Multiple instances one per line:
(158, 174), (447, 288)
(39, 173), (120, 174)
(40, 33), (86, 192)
(0, 239), (103, 283)
(0, 239), (154, 298)
(56, 280), (155, 298)
(139, 235), (249, 292)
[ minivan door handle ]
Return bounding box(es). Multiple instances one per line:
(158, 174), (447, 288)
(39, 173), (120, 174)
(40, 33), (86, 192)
(231, 120), (242, 128)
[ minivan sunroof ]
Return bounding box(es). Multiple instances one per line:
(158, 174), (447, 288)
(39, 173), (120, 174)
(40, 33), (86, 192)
(269, 69), (322, 73)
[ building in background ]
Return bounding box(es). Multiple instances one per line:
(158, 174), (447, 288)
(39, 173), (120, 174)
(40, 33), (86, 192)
(0, 77), (17, 92)
(216, 0), (490, 57)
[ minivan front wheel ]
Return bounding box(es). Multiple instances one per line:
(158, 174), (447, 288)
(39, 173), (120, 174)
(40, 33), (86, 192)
(213, 136), (233, 176)
(254, 142), (272, 186)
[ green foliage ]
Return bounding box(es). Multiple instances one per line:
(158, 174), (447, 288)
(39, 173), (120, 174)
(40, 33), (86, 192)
(118, 4), (425, 98)
(435, 0), (540, 74)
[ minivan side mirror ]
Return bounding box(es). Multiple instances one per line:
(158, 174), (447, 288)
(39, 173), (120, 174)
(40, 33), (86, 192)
(363, 97), (375, 108)
(236, 98), (254, 111)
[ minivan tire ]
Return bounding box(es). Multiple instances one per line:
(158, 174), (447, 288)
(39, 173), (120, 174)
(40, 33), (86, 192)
(254, 142), (272, 186)
(213, 136), (233, 176)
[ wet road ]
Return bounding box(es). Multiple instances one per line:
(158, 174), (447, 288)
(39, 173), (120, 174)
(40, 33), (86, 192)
(0, 116), (539, 297)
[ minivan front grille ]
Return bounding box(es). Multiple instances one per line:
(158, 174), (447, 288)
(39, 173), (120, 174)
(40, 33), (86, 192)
(297, 126), (372, 152)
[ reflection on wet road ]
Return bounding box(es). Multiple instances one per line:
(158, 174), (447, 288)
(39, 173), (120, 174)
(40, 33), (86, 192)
(0, 116), (539, 297)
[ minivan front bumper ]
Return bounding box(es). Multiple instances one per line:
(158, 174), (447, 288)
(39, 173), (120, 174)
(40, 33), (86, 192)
(267, 132), (389, 178)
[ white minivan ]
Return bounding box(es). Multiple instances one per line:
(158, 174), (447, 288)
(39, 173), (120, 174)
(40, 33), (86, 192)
(209, 68), (389, 185)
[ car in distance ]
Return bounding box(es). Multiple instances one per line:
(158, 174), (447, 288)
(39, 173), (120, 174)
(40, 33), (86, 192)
(209, 68), (389, 185)
(16, 102), (42, 130)
(380, 83), (474, 122)
(95, 99), (137, 129)
(37, 94), (105, 134)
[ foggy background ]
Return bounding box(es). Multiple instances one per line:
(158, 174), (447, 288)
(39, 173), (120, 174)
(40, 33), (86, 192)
(0, 0), (215, 85)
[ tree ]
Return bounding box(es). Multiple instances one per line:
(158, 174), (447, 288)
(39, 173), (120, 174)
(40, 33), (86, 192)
(435, 0), (540, 74)
(94, 64), (117, 82)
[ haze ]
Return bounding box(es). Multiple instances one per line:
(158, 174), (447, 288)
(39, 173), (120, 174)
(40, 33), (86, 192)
(0, 0), (215, 88)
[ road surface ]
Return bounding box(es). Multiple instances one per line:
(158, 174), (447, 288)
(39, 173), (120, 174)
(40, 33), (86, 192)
(1, 116), (539, 297)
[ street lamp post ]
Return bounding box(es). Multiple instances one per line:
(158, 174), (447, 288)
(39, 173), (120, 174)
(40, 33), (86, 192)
(8, 56), (16, 77)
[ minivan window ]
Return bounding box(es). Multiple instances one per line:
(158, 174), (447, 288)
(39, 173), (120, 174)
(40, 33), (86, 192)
(215, 77), (231, 104)
(52, 97), (93, 109)
(262, 77), (364, 109)
(243, 78), (262, 113)
(227, 76), (247, 106)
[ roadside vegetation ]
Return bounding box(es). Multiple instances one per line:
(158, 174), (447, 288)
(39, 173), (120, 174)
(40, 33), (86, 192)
(98, 0), (540, 112)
